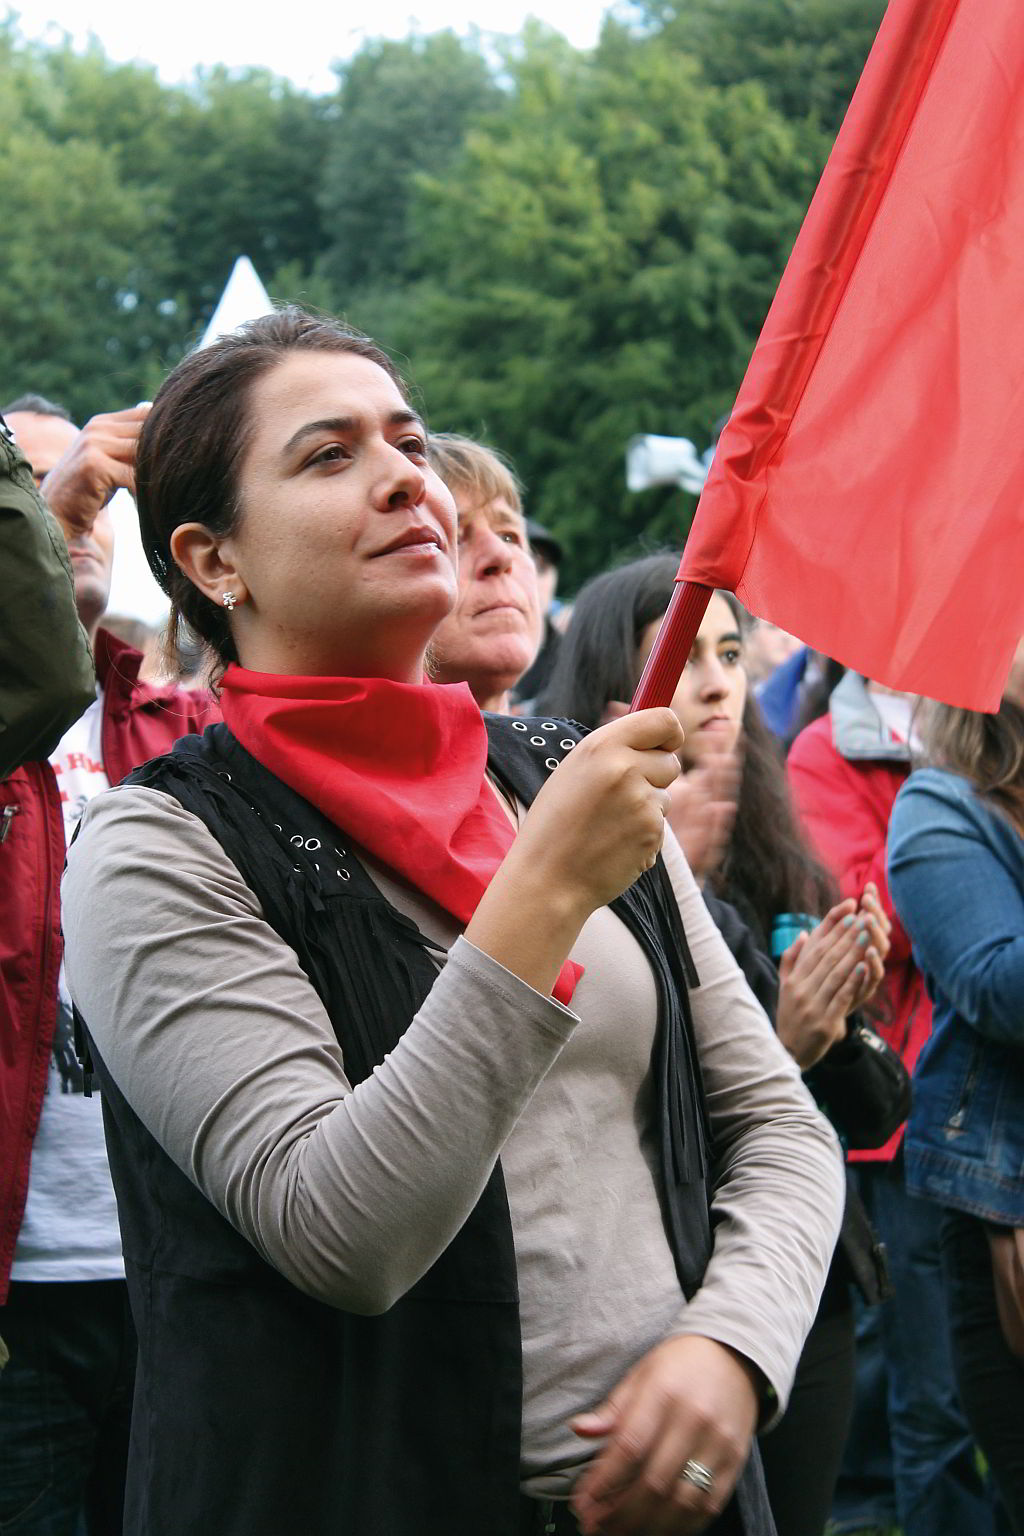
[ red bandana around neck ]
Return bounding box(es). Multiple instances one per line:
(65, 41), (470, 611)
(218, 666), (582, 1007)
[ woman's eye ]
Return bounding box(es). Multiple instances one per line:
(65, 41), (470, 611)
(308, 444), (347, 468)
(721, 647), (744, 666)
(399, 437), (428, 459)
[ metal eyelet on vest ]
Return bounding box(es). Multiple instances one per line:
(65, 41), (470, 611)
(304, 838), (321, 851)
(338, 868), (351, 881)
(512, 720), (528, 731)
(217, 770), (232, 781)
(530, 736), (546, 747)
(290, 835), (303, 847)
(545, 757), (559, 770)
(559, 740), (575, 750)
(540, 721), (556, 731)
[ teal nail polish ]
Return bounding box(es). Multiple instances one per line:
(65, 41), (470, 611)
(858, 930), (869, 945)
(843, 915), (855, 929)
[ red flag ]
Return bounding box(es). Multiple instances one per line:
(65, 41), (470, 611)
(669, 0), (1024, 712)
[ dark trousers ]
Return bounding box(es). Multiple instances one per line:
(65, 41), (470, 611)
(0, 1280), (135, 1536)
(759, 1287), (855, 1536)
(940, 1208), (1024, 1536)
(830, 1159), (1003, 1536)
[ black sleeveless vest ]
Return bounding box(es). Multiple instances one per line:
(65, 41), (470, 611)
(88, 714), (774, 1536)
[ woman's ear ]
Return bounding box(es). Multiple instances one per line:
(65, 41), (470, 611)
(169, 522), (248, 610)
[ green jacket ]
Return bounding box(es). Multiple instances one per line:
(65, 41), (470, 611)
(0, 415), (95, 778)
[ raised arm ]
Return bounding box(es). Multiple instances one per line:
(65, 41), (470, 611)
(63, 784), (578, 1313)
(63, 710), (684, 1312)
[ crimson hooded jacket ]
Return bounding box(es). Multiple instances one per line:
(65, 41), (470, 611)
(0, 627), (219, 1299)
(787, 671), (932, 1163)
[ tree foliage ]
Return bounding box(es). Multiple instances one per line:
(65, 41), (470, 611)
(318, 32), (501, 298)
(353, 20), (828, 578)
(0, 0), (885, 579)
(630, 0), (884, 130)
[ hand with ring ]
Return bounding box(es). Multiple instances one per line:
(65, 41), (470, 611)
(680, 1459), (715, 1496)
(569, 1334), (761, 1533)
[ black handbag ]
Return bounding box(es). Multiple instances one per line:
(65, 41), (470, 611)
(805, 1018), (912, 1151)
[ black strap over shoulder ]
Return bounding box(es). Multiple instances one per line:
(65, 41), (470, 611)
(484, 712), (712, 1292)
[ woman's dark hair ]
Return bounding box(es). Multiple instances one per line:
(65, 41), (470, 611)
(136, 306), (404, 679)
(921, 696), (1024, 836)
(540, 554), (836, 942)
(540, 554), (682, 728)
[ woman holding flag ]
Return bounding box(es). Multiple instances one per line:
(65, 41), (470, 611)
(60, 309), (842, 1536)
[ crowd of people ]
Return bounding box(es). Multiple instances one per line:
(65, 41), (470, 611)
(0, 307), (1022, 1536)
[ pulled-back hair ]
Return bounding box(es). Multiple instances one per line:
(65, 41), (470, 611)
(136, 307), (404, 678)
(540, 553), (835, 943)
(921, 698), (1024, 836)
(427, 433), (523, 516)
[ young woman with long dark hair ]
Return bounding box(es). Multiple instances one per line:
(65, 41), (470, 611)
(540, 553), (898, 1536)
(59, 313), (844, 1536)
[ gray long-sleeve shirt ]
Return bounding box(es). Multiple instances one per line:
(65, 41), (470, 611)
(63, 783), (844, 1495)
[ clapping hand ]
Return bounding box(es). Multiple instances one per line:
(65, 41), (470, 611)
(776, 894), (887, 1069)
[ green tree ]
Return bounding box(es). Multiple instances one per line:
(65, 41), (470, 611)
(0, 121), (161, 417)
(355, 22), (821, 585)
(160, 67), (331, 328)
(0, 27), (331, 403)
(630, 0), (886, 132)
(318, 32), (501, 300)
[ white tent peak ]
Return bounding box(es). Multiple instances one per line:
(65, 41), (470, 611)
(104, 258), (275, 628)
(197, 256), (274, 350)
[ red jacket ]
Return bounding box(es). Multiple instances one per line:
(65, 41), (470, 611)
(0, 628), (219, 1298)
(787, 672), (932, 1163)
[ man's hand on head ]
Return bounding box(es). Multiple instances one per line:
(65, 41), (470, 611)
(40, 404), (150, 543)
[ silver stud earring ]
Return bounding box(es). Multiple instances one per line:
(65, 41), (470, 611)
(221, 591), (237, 611)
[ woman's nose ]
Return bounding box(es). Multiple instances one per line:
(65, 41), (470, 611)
(699, 658), (729, 698)
(377, 443), (426, 510)
(472, 522), (514, 575)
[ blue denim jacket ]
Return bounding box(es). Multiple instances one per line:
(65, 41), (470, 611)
(887, 767), (1024, 1225)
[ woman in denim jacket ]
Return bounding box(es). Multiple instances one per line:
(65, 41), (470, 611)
(887, 642), (1024, 1532)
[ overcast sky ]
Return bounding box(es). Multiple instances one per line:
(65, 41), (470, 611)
(12, 0), (609, 93)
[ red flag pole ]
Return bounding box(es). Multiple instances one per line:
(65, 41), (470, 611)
(630, 579), (713, 712)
